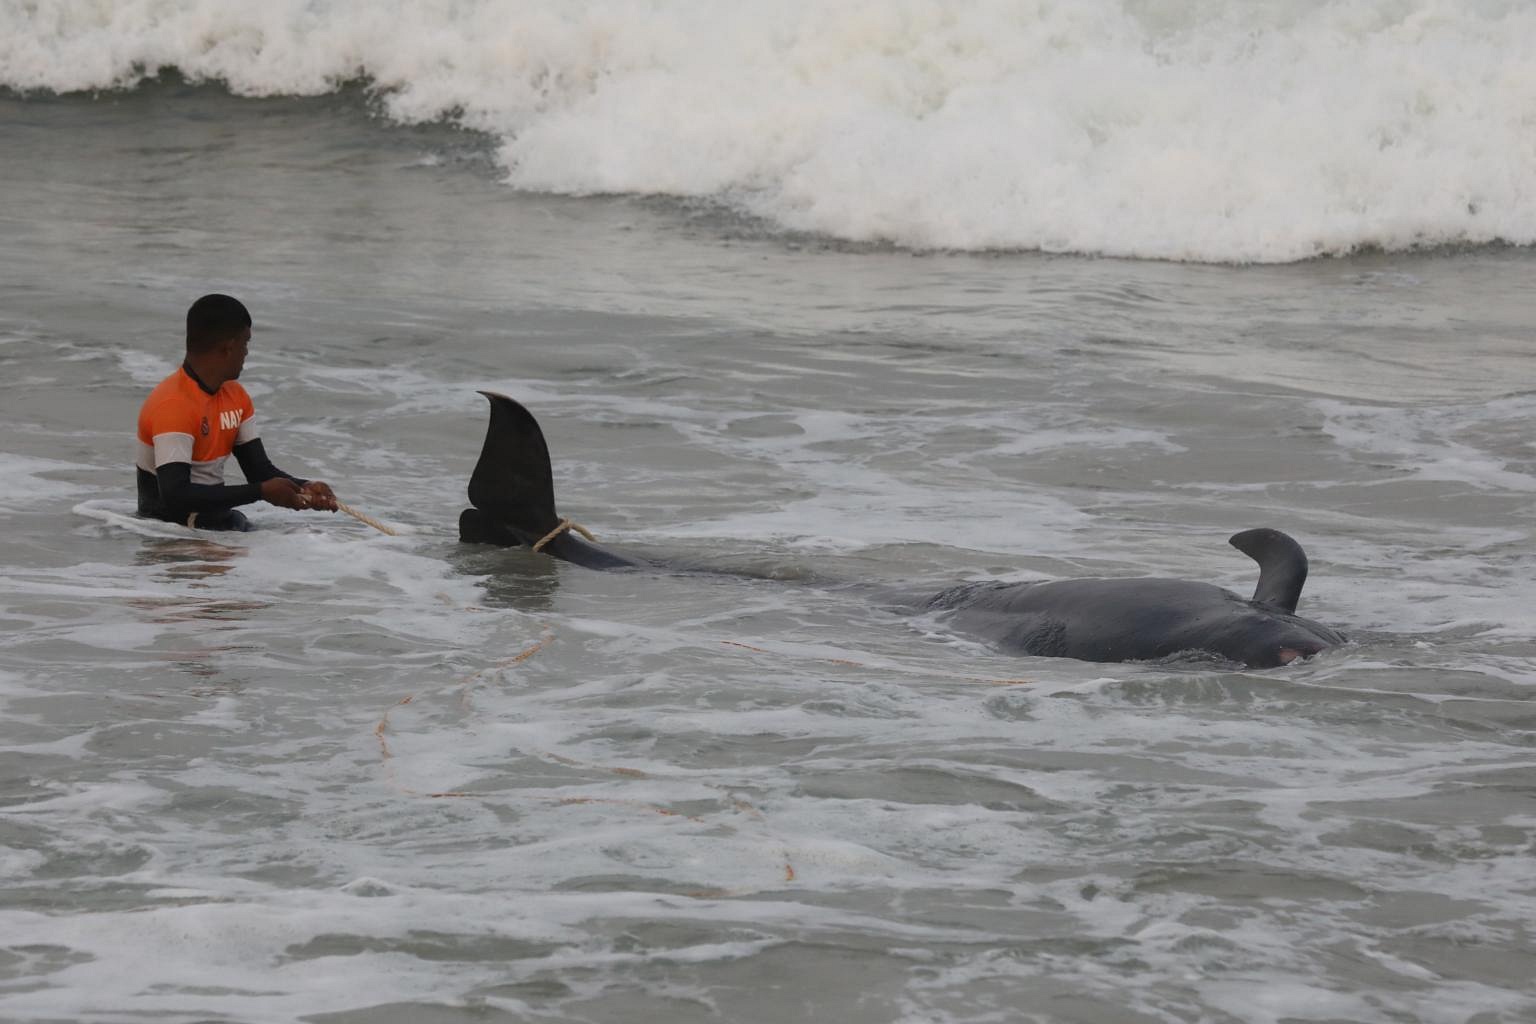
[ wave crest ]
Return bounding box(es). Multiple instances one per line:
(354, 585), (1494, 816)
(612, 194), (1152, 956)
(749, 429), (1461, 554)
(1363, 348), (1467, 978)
(5, 0), (1535, 262)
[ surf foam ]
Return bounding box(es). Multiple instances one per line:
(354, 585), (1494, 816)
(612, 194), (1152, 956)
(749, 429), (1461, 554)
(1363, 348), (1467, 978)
(4, 0), (1534, 262)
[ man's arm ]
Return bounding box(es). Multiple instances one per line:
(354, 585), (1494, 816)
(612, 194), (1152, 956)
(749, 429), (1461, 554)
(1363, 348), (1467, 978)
(144, 421), (264, 517)
(233, 439), (338, 511)
(155, 461), (308, 514)
(233, 437), (305, 486)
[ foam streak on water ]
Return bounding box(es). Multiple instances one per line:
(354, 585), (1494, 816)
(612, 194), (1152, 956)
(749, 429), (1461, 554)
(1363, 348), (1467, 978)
(4, 0), (1536, 261)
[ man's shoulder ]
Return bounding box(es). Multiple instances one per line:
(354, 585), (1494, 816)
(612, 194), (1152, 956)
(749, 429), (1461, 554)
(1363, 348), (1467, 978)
(141, 366), (186, 400)
(139, 367), (192, 415)
(138, 367), (201, 433)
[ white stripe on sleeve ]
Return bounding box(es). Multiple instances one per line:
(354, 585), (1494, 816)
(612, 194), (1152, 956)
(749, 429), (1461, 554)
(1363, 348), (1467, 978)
(152, 432), (195, 467)
(189, 457), (229, 486)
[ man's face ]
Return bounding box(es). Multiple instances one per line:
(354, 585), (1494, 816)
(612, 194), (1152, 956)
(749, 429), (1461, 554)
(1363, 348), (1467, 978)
(223, 327), (251, 379)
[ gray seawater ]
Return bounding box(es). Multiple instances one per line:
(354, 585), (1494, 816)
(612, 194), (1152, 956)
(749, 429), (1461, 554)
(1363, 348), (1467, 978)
(1, 82), (1533, 1024)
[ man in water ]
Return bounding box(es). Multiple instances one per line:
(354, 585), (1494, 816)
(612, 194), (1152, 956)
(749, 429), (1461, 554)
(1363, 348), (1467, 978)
(135, 294), (339, 531)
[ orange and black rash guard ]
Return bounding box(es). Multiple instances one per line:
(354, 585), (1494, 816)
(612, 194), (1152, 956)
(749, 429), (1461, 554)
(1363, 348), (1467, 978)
(135, 363), (302, 524)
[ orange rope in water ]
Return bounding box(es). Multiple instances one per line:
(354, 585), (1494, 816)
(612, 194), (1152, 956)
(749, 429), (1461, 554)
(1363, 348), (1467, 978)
(374, 631), (553, 798)
(337, 501), (398, 536)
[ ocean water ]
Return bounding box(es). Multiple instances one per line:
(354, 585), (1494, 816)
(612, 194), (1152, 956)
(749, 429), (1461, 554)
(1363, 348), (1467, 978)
(2, 4), (1535, 1023)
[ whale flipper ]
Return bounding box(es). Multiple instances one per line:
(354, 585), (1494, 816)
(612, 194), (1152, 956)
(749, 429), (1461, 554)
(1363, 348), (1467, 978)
(467, 391), (562, 538)
(1229, 527), (1308, 614)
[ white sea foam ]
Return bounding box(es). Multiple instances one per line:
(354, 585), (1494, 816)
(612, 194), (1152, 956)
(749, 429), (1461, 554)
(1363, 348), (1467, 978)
(4, 0), (1534, 262)
(1316, 397), (1536, 493)
(72, 497), (196, 537)
(0, 454), (97, 510)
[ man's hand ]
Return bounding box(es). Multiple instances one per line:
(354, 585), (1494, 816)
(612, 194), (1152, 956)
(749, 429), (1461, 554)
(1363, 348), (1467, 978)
(260, 477), (309, 510)
(300, 480), (339, 512)
(260, 478), (339, 512)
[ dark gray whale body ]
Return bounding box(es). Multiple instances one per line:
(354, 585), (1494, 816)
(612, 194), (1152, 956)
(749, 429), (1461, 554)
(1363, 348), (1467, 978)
(460, 393), (1344, 668)
(918, 570), (1341, 668)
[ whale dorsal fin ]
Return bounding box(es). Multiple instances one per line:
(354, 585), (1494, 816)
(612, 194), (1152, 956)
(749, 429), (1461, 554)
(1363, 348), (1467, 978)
(467, 391), (562, 538)
(1228, 528), (1309, 613)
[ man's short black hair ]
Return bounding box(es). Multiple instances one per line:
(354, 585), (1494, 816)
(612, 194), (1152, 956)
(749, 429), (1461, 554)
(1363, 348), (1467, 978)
(186, 294), (251, 352)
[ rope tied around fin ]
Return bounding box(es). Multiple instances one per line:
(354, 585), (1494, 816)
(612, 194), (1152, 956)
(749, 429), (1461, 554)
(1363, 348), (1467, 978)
(532, 517), (597, 552)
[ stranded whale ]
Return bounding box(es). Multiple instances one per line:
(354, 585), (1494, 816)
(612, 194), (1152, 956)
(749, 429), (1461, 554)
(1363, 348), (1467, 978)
(459, 392), (1344, 668)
